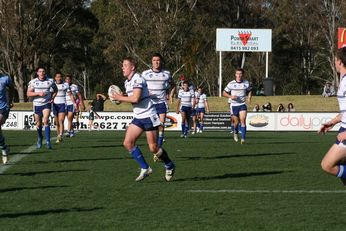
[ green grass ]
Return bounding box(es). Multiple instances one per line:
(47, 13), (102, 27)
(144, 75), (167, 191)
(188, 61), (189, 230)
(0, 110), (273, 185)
(14, 95), (339, 112)
(0, 130), (344, 230)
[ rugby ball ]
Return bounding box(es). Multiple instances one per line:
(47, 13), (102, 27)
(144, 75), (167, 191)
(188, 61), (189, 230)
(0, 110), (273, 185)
(108, 85), (122, 105)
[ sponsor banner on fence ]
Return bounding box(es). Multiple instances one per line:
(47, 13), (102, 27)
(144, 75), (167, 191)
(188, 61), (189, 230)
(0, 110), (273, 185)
(1, 111), (340, 132)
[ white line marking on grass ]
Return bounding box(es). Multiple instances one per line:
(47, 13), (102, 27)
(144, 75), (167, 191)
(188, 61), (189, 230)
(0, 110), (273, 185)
(0, 137), (57, 174)
(187, 189), (346, 194)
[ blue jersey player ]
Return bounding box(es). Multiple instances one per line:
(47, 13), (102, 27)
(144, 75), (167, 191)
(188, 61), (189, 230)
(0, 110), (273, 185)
(27, 67), (58, 149)
(0, 73), (13, 164)
(110, 57), (175, 182)
(223, 68), (252, 144)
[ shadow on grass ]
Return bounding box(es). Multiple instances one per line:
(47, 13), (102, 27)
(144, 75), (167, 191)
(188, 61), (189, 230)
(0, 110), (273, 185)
(0, 185), (69, 193)
(179, 152), (295, 161)
(0, 169), (88, 176)
(174, 170), (285, 182)
(0, 207), (103, 218)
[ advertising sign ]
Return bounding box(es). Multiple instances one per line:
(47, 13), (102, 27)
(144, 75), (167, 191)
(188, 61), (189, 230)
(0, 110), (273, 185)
(216, 28), (272, 52)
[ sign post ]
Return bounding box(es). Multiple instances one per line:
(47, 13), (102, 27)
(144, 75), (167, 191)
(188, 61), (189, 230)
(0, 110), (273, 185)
(216, 28), (272, 96)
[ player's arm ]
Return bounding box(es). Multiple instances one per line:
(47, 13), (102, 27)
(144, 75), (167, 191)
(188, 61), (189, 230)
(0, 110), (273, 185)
(205, 99), (210, 113)
(50, 83), (58, 102)
(168, 82), (176, 104)
(191, 95), (196, 109)
(77, 92), (85, 111)
(318, 113), (341, 134)
(223, 90), (237, 100)
(176, 98), (181, 114)
(112, 87), (142, 104)
(247, 91), (252, 103)
(7, 80), (14, 108)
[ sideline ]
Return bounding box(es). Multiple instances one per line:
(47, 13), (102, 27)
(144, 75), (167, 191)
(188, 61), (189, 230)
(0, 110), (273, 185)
(186, 189), (346, 194)
(0, 138), (57, 174)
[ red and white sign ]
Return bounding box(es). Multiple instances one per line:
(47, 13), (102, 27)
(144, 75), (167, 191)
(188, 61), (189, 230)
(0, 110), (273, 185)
(338, 28), (346, 49)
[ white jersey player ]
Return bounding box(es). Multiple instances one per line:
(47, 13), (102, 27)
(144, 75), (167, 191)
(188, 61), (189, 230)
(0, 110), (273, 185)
(110, 57), (175, 182)
(223, 68), (252, 144)
(53, 72), (74, 143)
(176, 81), (195, 138)
(27, 67), (57, 149)
(319, 47), (346, 185)
(142, 53), (174, 147)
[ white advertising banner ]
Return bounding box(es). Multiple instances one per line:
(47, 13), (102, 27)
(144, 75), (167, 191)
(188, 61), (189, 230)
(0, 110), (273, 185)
(216, 28), (272, 52)
(1, 111), (340, 132)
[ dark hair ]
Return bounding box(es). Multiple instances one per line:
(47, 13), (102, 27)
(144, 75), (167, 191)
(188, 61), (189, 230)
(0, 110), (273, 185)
(236, 67), (245, 74)
(123, 57), (137, 69)
(183, 80), (189, 85)
(65, 74), (72, 79)
(55, 72), (63, 76)
(36, 66), (46, 72)
(336, 47), (346, 66)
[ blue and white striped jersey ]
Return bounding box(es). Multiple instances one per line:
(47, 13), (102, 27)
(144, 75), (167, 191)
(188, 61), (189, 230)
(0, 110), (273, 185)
(197, 93), (207, 109)
(125, 73), (157, 119)
(338, 74), (346, 127)
(54, 83), (70, 104)
(28, 77), (56, 106)
(142, 69), (172, 104)
(66, 84), (78, 106)
(178, 89), (195, 107)
(224, 80), (251, 106)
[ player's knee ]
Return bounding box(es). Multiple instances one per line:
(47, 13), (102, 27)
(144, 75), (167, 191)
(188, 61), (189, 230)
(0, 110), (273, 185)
(123, 140), (134, 151)
(321, 159), (334, 174)
(148, 143), (158, 153)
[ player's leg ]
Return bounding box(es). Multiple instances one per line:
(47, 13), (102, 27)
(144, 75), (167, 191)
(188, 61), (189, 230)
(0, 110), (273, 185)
(232, 115), (239, 142)
(321, 144), (346, 185)
(191, 111), (197, 134)
(57, 111), (65, 142)
(123, 121), (151, 181)
(42, 107), (52, 149)
(0, 111), (9, 164)
(157, 112), (166, 147)
(34, 106), (43, 148)
(199, 110), (205, 133)
(239, 108), (248, 144)
(66, 109), (74, 137)
(180, 111), (187, 137)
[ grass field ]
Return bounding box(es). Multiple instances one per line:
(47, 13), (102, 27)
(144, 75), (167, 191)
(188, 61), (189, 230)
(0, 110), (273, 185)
(0, 130), (345, 230)
(13, 95), (339, 112)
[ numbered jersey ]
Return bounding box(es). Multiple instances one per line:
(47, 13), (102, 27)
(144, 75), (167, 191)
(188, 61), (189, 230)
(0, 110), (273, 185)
(28, 77), (56, 106)
(142, 69), (172, 104)
(125, 73), (157, 119)
(0, 74), (12, 110)
(66, 83), (79, 106)
(54, 83), (70, 104)
(224, 80), (251, 106)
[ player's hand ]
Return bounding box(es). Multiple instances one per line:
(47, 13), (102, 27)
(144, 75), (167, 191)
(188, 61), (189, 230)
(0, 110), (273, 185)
(318, 121), (334, 134)
(337, 131), (346, 143)
(176, 110), (180, 114)
(38, 92), (46, 97)
(110, 92), (121, 101)
(9, 103), (14, 108)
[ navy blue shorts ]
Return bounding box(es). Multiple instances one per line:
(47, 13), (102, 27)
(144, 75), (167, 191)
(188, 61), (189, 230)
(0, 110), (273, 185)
(154, 102), (168, 114)
(53, 103), (65, 116)
(131, 116), (160, 131)
(66, 104), (75, 113)
(196, 108), (205, 114)
(231, 104), (247, 117)
(180, 106), (192, 115)
(34, 103), (51, 117)
(336, 127), (346, 146)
